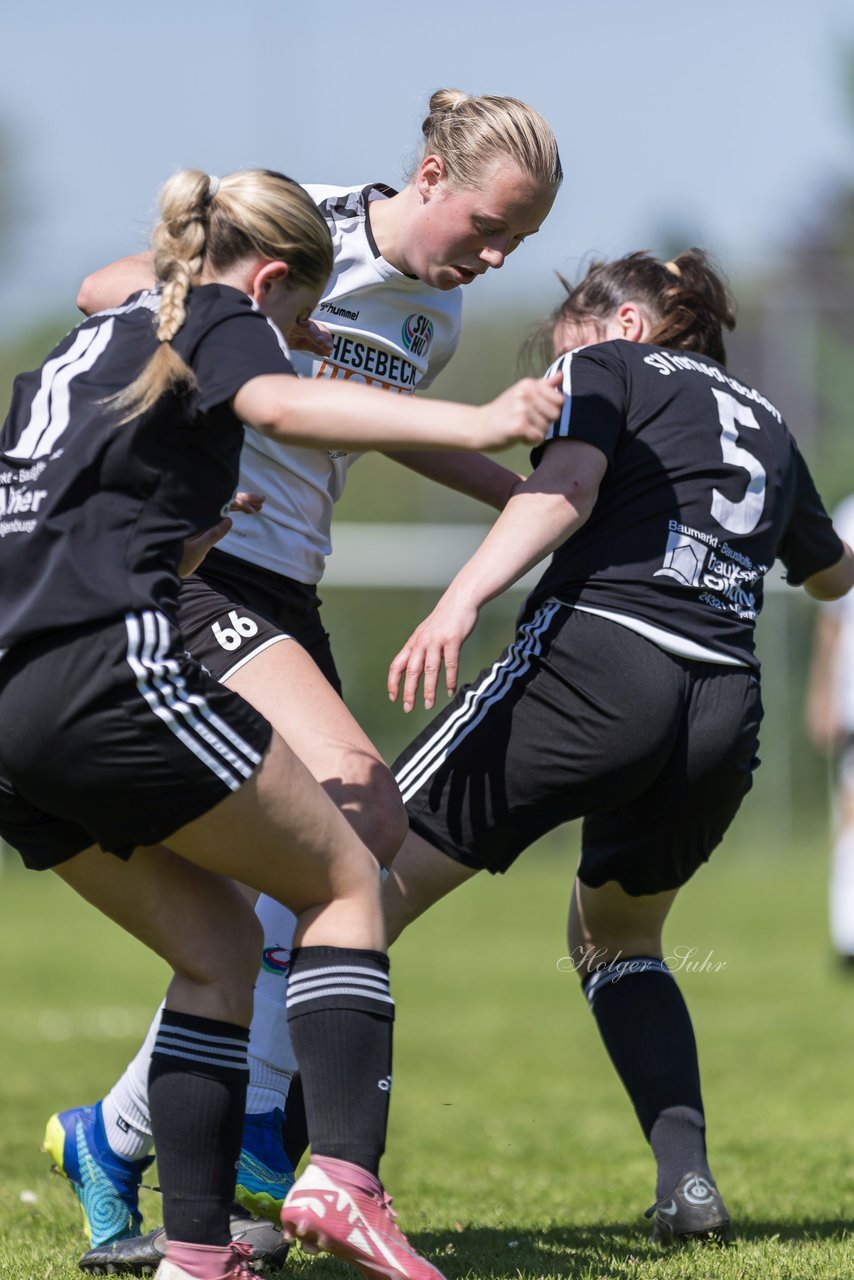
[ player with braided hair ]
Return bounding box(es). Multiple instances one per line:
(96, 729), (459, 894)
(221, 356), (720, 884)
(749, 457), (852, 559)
(53, 87), (564, 1275)
(3, 166), (563, 1280)
(382, 248), (853, 1246)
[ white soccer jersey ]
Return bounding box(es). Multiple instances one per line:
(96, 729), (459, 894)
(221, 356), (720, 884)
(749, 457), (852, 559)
(829, 495), (854, 731)
(219, 182), (463, 583)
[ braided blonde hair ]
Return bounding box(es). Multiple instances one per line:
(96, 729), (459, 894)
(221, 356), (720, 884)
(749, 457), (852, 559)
(113, 168), (332, 422)
(416, 88), (562, 192)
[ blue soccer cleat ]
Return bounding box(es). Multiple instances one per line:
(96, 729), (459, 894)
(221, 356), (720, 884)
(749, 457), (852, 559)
(234, 1107), (294, 1224)
(42, 1102), (153, 1248)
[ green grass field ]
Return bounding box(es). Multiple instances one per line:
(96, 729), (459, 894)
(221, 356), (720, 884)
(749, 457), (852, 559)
(1, 831), (853, 1279)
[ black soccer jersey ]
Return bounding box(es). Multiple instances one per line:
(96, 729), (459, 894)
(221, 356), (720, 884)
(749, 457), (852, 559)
(525, 340), (842, 667)
(0, 285), (294, 653)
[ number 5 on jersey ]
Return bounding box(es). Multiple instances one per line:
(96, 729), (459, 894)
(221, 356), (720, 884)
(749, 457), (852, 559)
(711, 389), (766, 536)
(212, 610), (260, 652)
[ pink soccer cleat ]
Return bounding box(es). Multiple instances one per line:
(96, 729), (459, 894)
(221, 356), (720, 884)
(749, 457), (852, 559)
(280, 1158), (447, 1280)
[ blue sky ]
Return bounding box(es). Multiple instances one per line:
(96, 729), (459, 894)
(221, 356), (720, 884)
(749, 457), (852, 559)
(1, 0), (854, 337)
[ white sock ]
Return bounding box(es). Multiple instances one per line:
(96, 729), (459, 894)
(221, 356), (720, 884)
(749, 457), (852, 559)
(247, 896), (299, 1116)
(100, 1004), (161, 1160)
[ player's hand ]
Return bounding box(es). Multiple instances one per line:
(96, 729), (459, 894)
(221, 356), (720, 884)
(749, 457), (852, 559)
(286, 317), (334, 357)
(473, 372), (564, 451)
(178, 492), (265, 576)
(228, 490), (265, 516)
(178, 519), (233, 577)
(388, 593), (479, 712)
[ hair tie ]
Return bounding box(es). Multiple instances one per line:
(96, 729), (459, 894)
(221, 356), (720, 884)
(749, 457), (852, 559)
(205, 175), (220, 204)
(663, 260), (682, 278)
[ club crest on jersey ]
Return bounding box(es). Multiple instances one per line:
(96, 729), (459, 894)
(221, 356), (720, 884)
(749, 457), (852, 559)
(402, 314), (434, 357)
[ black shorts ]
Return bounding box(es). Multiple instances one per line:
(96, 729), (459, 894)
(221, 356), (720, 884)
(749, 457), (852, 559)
(179, 549), (341, 693)
(0, 610), (273, 871)
(394, 604), (763, 896)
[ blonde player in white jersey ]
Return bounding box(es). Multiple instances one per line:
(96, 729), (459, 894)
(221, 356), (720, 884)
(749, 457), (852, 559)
(49, 88), (563, 1274)
(805, 494), (854, 961)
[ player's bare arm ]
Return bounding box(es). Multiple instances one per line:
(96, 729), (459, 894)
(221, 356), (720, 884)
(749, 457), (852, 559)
(803, 540), (854, 601)
(232, 371), (564, 455)
(383, 449), (524, 510)
(388, 438), (607, 711)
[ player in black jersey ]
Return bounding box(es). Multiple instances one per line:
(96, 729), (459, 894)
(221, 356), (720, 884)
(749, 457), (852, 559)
(383, 249), (854, 1245)
(0, 167), (563, 1280)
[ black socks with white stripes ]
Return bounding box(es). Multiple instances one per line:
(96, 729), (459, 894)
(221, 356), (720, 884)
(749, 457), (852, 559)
(287, 946), (394, 1175)
(582, 956), (712, 1198)
(149, 1010), (249, 1244)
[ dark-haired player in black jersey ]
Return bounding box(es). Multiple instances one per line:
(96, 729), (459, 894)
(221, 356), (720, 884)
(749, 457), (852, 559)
(383, 249), (854, 1246)
(0, 165), (563, 1280)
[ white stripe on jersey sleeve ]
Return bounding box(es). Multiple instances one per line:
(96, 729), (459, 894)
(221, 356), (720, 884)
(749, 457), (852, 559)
(540, 351), (574, 445)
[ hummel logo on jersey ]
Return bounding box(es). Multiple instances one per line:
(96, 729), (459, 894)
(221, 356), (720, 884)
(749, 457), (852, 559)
(319, 302), (360, 321)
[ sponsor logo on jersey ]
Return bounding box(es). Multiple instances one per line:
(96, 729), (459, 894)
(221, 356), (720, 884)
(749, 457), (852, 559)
(316, 333), (419, 394)
(401, 313), (434, 357)
(0, 482), (48, 516)
(655, 520), (766, 620)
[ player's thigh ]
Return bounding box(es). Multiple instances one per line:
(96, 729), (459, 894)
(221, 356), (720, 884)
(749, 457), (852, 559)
(164, 727), (382, 920)
(224, 640), (404, 843)
(181, 565), (404, 857)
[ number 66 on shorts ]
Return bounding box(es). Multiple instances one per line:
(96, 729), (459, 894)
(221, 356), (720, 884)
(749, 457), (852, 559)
(212, 610), (260, 652)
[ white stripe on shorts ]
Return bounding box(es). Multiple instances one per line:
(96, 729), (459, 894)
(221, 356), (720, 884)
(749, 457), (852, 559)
(125, 609), (261, 791)
(394, 601), (562, 804)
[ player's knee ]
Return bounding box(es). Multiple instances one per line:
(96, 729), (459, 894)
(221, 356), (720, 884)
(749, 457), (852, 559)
(367, 785), (409, 869)
(344, 767), (409, 869)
